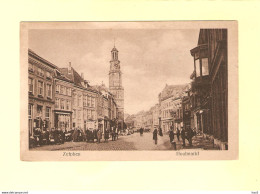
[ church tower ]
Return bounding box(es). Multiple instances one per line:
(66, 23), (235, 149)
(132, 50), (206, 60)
(109, 45), (124, 129)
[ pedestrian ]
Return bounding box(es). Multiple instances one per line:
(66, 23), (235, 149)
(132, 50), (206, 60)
(187, 127), (194, 146)
(169, 129), (174, 143)
(113, 128), (117, 141)
(86, 128), (90, 142)
(115, 127), (119, 140)
(104, 128), (109, 142)
(81, 129), (86, 142)
(111, 127), (114, 141)
(176, 127), (180, 141)
(89, 130), (94, 143)
(140, 128), (143, 136)
(54, 128), (60, 144)
(159, 127), (163, 136)
(93, 129), (97, 143)
(170, 125), (174, 140)
(61, 129), (65, 144)
(72, 128), (78, 142)
(153, 128), (158, 145)
(97, 129), (102, 143)
(45, 129), (50, 145)
(181, 127), (186, 147)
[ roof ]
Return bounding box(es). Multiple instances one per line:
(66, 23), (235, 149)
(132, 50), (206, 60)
(59, 67), (87, 88)
(111, 47), (118, 52)
(28, 49), (58, 69)
(159, 84), (189, 101)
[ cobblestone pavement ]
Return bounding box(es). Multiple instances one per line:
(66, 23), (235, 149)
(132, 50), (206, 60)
(30, 132), (218, 151)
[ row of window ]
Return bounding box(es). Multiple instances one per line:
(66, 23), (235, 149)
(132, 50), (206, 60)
(162, 109), (171, 118)
(56, 84), (72, 96)
(55, 98), (71, 110)
(29, 63), (52, 79)
(161, 101), (173, 109)
(28, 78), (52, 98)
(72, 109), (96, 120)
(28, 104), (51, 119)
(73, 94), (96, 107)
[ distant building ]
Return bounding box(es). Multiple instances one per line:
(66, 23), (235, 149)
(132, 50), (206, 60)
(151, 104), (160, 130)
(94, 83), (118, 132)
(158, 84), (187, 132)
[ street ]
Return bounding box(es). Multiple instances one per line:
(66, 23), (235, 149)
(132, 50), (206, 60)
(31, 132), (219, 151)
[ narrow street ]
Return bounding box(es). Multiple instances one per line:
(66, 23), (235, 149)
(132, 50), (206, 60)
(31, 132), (218, 151)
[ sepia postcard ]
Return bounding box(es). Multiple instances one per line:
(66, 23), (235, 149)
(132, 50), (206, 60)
(20, 21), (238, 161)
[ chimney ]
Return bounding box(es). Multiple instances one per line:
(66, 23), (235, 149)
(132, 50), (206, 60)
(68, 62), (72, 74)
(81, 73), (84, 79)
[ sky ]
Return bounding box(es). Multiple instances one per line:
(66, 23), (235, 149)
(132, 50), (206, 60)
(29, 28), (199, 115)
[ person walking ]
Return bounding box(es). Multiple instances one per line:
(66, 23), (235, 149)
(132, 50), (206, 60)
(140, 127), (144, 136)
(176, 127), (180, 141)
(170, 125), (174, 140)
(153, 128), (158, 145)
(93, 129), (97, 143)
(159, 127), (163, 136)
(115, 127), (119, 140)
(104, 128), (109, 142)
(187, 127), (194, 146)
(97, 129), (102, 143)
(169, 129), (174, 143)
(181, 127), (186, 147)
(111, 127), (115, 141)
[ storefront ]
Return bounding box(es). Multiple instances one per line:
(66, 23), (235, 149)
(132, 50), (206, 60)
(161, 119), (173, 132)
(54, 111), (72, 131)
(84, 119), (97, 131)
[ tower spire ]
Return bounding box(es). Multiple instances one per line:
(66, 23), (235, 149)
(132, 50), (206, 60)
(114, 37), (115, 48)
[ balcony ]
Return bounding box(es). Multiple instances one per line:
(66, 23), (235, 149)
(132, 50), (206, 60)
(191, 76), (210, 91)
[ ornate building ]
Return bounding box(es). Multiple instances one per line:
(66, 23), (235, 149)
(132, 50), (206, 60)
(109, 46), (124, 130)
(28, 49), (56, 136)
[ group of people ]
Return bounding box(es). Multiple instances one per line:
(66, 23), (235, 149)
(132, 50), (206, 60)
(152, 126), (196, 147)
(30, 128), (66, 147)
(30, 127), (120, 148)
